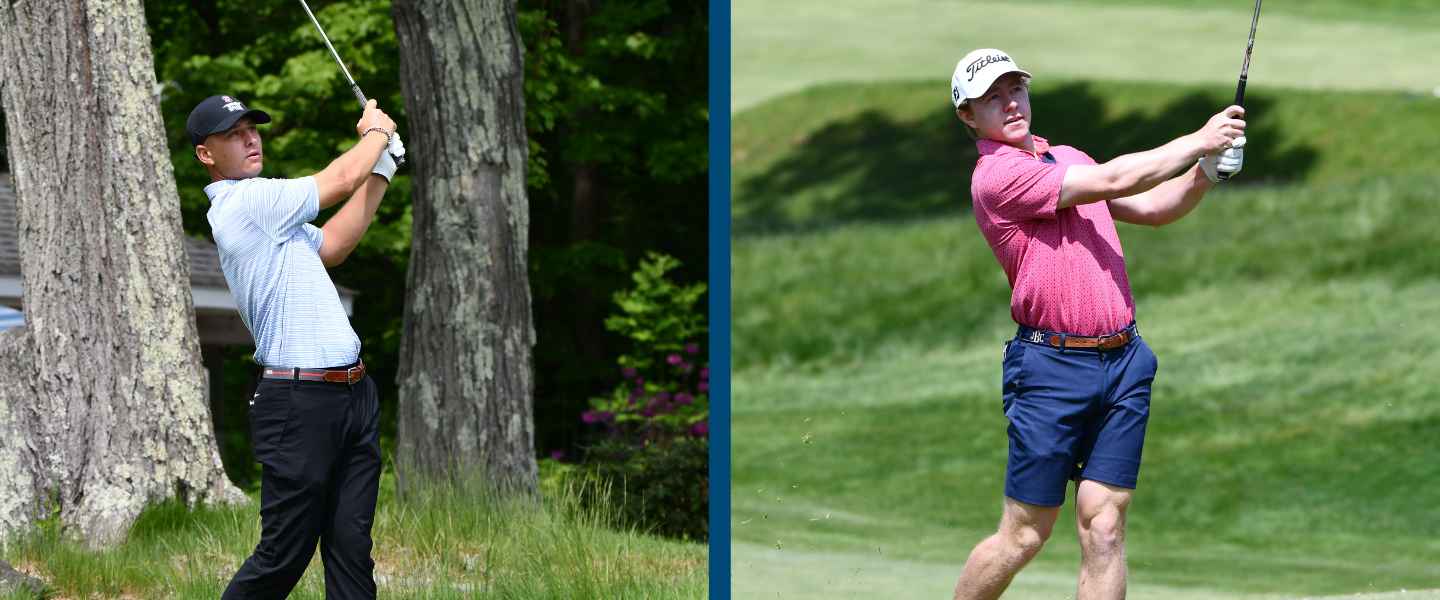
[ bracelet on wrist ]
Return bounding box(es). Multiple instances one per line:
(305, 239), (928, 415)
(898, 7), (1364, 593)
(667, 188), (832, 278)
(361, 126), (392, 146)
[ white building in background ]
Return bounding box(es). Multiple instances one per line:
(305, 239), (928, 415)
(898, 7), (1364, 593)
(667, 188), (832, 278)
(0, 304), (20, 330)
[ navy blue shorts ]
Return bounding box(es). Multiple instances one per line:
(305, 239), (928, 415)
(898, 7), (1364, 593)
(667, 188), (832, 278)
(1001, 323), (1158, 507)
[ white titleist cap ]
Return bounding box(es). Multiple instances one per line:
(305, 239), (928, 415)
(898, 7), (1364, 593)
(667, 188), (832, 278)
(951, 49), (1032, 108)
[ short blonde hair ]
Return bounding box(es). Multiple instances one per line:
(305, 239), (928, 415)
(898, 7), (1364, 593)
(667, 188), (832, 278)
(955, 76), (1030, 141)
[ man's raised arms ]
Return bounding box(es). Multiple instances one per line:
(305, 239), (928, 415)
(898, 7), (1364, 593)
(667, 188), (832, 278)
(1059, 106), (1245, 226)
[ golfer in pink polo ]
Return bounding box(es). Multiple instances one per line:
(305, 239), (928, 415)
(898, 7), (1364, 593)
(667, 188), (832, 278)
(949, 49), (1245, 600)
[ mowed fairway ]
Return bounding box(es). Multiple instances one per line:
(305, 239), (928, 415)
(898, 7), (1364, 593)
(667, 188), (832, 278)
(730, 0), (1440, 113)
(729, 19), (1440, 598)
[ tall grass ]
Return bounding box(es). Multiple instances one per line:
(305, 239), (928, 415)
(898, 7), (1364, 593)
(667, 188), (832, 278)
(5, 461), (706, 599)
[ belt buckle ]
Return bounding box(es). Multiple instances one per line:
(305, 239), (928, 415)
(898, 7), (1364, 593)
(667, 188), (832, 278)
(346, 365), (361, 385)
(1096, 333), (1115, 350)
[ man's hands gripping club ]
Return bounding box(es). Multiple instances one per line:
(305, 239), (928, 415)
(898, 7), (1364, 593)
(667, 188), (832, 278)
(315, 100), (399, 207)
(314, 100), (400, 266)
(1062, 105), (1246, 227)
(1196, 106), (1245, 182)
(357, 101), (406, 181)
(1059, 105), (1246, 211)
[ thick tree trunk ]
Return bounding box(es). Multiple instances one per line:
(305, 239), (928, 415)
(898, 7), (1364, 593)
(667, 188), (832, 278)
(392, 0), (538, 491)
(0, 0), (244, 544)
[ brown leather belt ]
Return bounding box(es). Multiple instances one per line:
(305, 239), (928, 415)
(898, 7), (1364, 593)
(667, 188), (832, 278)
(1044, 330), (1134, 350)
(1019, 324), (1138, 351)
(262, 362), (366, 384)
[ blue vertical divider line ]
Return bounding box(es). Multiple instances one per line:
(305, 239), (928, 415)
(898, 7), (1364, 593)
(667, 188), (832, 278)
(708, 0), (731, 596)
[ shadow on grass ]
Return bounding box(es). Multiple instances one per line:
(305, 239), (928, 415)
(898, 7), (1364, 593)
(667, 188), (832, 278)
(734, 82), (1319, 235)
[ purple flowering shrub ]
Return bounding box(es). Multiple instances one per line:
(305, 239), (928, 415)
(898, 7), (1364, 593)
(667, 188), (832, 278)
(583, 252), (708, 444)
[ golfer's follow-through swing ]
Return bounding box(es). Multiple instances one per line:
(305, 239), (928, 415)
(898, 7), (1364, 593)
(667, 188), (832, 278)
(948, 47), (1246, 600)
(185, 6), (406, 595)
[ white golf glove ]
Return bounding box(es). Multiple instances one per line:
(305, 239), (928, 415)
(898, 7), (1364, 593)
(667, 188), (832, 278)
(373, 147), (397, 182)
(1199, 136), (1245, 182)
(388, 132), (406, 162)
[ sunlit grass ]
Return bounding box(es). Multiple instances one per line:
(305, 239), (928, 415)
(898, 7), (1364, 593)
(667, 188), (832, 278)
(731, 0), (1440, 112)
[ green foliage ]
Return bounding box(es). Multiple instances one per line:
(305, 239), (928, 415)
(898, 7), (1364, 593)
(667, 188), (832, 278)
(144, 0), (414, 474)
(585, 253), (708, 442)
(585, 437), (709, 542)
(575, 254), (708, 543)
(608, 253), (708, 367)
(520, 0), (710, 459)
(139, 0), (708, 473)
(516, 9), (565, 190)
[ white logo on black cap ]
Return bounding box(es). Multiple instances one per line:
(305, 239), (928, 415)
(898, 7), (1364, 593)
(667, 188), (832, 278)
(223, 101), (245, 112)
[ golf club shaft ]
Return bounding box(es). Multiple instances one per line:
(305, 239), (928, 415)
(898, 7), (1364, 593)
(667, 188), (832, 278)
(1220, 0), (1261, 180)
(1234, 0), (1261, 106)
(298, 0), (404, 165)
(299, 0), (366, 110)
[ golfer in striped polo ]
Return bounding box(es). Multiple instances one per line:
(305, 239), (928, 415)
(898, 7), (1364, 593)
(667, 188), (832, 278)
(186, 94), (403, 599)
(948, 50), (1246, 599)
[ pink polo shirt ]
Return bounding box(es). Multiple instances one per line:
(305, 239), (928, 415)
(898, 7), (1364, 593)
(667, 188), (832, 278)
(970, 136), (1135, 336)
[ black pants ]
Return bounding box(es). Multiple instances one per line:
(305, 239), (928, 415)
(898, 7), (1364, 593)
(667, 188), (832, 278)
(222, 374), (382, 600)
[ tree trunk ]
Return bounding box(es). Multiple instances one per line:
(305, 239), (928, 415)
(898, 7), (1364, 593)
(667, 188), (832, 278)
(0, 0), (244, 545)
(566, 0), (605, 362)
(392, 0), (538, 491)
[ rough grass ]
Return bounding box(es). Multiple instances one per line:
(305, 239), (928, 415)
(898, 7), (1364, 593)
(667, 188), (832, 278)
(730, 78), (1440, 596)
(4, 461), (707, 599)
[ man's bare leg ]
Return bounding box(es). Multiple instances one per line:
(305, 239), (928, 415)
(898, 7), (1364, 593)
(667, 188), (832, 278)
(1074, 479), (1133, 600)
(953, 496), (1059, 600)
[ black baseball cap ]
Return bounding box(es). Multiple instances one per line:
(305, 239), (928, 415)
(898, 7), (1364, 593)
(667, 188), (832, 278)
(186, 94), (272, 146)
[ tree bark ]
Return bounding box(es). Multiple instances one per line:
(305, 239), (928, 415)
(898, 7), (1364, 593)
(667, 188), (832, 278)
(0, 0), (244, 545)
(392, 0), (538, 491)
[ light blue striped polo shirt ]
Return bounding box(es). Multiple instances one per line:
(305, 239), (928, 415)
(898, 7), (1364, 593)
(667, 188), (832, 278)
(206, 176), (360, 368)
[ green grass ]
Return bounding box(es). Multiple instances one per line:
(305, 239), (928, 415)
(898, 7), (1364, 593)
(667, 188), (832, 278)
(6, 461), (707, 599)
(733, 79), (1440, 236)
(731, 77), (1440, 597)
(731, 0), (1440, 112)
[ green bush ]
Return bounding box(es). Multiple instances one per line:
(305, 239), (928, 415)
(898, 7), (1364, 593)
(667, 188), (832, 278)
(585, 437), (709, 542)
(585, 252), (709, 442)
(577, 252), (709, 542)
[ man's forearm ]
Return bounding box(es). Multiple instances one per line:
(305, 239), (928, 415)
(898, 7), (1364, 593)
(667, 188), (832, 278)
(316, 133), (390, 209)
(1060, 134), (1206, 209)
(1108, 164), (1213, 227)
(318, 174), (389, 267)
(1098, 135), (1205, 198)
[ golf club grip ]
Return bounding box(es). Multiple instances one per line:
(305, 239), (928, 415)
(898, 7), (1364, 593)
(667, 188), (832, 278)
(352, 84), (368, 110)
(353, 84), (404, 166)
(1218, 77), (1247, 180)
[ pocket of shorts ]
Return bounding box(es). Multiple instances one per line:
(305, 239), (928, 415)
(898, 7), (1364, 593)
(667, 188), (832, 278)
(1001, 341), (1027, 417)
(249, 382), (292, 464)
